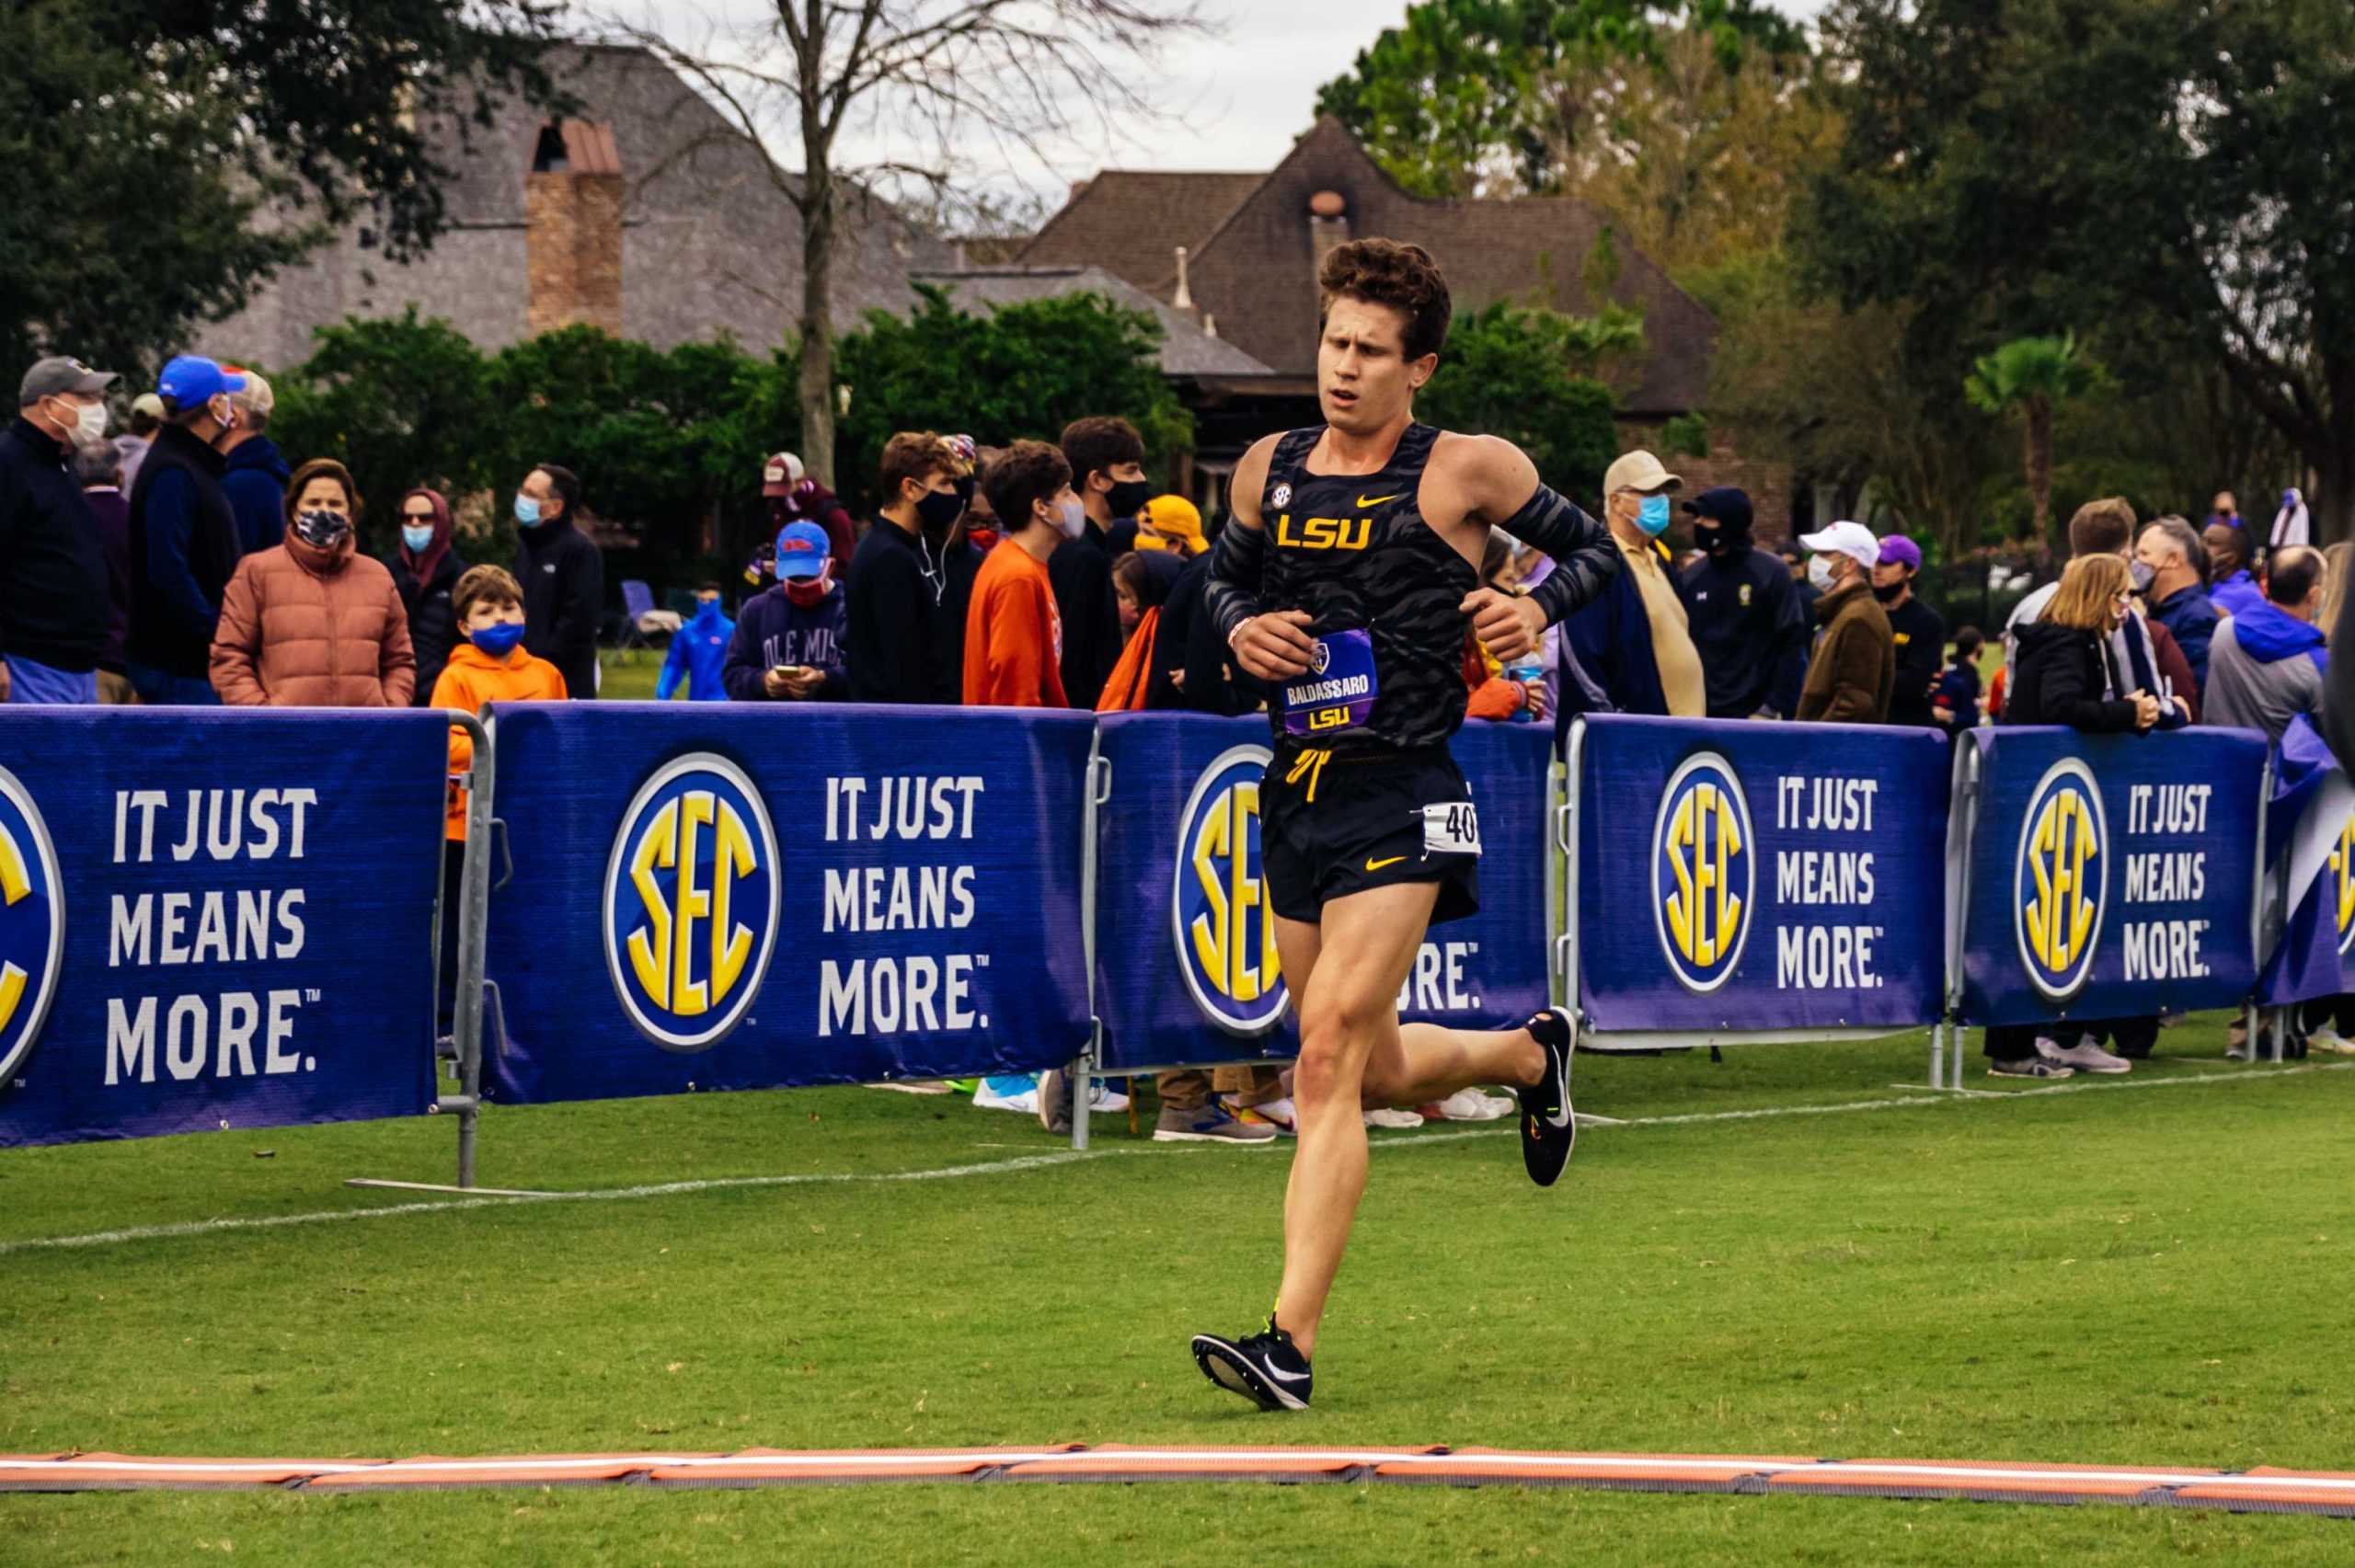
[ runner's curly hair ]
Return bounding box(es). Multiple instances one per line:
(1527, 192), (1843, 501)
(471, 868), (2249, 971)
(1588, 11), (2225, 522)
(1317, 238), (1453, 361)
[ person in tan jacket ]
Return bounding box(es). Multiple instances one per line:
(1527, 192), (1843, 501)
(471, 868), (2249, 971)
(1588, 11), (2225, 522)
(1794, 520), (1895, 724)
(211, 457), (414, 706)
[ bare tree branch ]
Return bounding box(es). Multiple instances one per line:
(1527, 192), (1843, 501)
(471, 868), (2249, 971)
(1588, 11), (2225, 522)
(592, 0), (1207, 485)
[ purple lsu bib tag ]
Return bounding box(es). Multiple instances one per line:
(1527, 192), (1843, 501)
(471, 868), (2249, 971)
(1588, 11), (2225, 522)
(1281, 628), (1378, 737)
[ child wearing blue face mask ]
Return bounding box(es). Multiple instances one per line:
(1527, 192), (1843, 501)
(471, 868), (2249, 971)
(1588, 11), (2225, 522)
(427, 565), (567, 1035)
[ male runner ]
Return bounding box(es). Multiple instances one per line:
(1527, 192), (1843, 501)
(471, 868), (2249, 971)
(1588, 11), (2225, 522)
(1188, 237), (1620, 1412)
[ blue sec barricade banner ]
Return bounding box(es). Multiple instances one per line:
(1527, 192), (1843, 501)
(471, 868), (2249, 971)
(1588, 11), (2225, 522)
(1092, 715), (1554, 1074)
(2257, 717), (2355, 1008)
(1571, 715), (1949, 1035)
(0, 710), (446, 1147)
(1956, 727), (2265, 1027)
(482, 703), (1094, 1103)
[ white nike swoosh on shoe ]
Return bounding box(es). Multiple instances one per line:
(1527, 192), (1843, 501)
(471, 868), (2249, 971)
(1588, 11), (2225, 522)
(1266, 1365), (1310, 1383)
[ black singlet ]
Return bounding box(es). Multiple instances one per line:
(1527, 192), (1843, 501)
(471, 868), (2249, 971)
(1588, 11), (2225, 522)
(1255, 422), (1477, 753)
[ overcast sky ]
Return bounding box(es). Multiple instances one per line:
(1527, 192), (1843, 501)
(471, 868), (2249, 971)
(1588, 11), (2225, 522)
(639, 0), (1832, 222)
(994, 0), (1832, 179)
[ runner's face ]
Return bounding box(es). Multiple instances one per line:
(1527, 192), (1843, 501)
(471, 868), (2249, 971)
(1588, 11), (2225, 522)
(1317, 296), (1435, 433)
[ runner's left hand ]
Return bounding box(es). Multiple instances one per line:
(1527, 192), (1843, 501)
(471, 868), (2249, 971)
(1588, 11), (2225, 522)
(1461, 589), (1544, 661)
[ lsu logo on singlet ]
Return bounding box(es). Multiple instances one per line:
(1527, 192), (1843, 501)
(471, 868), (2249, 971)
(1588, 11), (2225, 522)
(2328, 810), (2355, 956)
(1651, 753), (1754, 992)
(604, 754), (781, 1051)
(1272, 506), (1384, 552)
(2014, 759), (2107, 1001)
(1173, 744), (1287, 1035)
(0, 766), (63, 1085)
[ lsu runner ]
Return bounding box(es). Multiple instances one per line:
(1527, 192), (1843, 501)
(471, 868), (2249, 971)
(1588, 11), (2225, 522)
(1188, 238), (1622, 1411)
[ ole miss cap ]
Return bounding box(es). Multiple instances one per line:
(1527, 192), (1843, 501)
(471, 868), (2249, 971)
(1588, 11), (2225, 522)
(774, 521), (830, 578)
(155, 355), (246, 411)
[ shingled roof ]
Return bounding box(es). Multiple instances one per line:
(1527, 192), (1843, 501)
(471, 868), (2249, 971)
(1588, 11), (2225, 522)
(908, 266), (1272, 377)
(1020, 119), (1718, 417)
(1017, 171), (1269, 297)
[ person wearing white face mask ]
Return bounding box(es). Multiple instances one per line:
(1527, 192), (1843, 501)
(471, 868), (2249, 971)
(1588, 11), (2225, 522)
(126, 355), (247, 704)
(1793, 520), (1896, 723)
(1, 356), (120, 704)
(961, 440), (1080, 708)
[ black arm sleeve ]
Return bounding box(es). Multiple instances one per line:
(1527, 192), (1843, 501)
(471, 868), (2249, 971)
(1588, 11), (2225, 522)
(1507, 484), (1621, 627)
(1202, 520), (1269, 642)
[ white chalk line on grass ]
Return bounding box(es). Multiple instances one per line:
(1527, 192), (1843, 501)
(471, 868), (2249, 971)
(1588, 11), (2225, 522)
(4, 1062), (2346, 1258)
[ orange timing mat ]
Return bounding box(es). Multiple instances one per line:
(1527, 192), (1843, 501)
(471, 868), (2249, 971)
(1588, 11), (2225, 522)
(5, 1446), (2354, 1515)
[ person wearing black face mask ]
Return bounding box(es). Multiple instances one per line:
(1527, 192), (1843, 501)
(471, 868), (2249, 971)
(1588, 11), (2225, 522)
(845, 430), (973, 704)
(1677, 486), (1809, 719)
(1868, 534), (1945, 727)
(1051, 415), (1148, 707)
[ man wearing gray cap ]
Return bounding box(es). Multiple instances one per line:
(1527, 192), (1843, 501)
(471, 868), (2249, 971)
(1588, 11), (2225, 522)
(0, 357), (117, 704)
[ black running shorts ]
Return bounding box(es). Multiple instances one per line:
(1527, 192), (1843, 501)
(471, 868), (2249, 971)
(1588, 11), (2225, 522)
(1259, 743), (1481, 926)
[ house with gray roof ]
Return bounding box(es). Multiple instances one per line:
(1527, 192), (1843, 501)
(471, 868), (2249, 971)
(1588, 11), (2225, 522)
(1015, 117), (1791, 534)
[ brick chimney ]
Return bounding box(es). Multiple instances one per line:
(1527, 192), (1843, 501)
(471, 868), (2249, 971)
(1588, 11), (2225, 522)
(1308, 189), (1350, 277)
(526, 120), (624, 336)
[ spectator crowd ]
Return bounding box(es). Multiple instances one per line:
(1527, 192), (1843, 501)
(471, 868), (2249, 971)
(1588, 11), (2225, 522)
(3, 349), (2346, 1090)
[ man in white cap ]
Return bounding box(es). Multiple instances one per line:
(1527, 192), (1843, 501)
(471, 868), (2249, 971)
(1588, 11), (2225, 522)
(1794, 520), (1894, 723)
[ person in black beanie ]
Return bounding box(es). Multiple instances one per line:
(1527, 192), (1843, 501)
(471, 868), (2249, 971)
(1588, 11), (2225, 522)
(1677, 486), (1809, 719)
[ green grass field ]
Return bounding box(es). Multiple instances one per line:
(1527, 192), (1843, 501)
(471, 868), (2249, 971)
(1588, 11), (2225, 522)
(6, 1017), (2354, 1564)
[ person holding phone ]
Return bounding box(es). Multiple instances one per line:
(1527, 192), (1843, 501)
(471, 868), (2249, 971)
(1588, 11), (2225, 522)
(723, 521), (847, 702)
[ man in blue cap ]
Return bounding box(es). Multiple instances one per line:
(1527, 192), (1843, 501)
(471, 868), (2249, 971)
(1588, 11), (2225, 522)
(127, 355), (247, 704)
(1869, 533), (1946, 727)
(1, 355), (118, 704)
(722, 521), (848, 701)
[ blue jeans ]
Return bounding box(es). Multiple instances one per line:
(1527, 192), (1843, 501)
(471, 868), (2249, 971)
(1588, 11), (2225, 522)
(4, 654), (99, 704)
(126, 662), (222, 705)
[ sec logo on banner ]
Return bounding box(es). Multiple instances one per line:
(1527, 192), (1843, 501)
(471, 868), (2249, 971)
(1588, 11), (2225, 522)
(2015, 758), (2107, 1001)
(603, 754), (780, 1051)
(1653, 752), (1753, 992)
(1173, 744), (1287, 1036)
(1658, 749), (1752, 989)
(0, 766), (64, 1085)
(2330, 810), (2355, 957)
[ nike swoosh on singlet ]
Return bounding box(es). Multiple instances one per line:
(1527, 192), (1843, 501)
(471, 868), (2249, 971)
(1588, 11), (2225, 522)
(1356, 493), (1401, 509)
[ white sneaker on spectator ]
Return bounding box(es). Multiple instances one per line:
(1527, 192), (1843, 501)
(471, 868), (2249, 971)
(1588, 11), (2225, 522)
(2031, 1036), (2068, 1063)
(2308, 1027), (2354, 1055)
(972, 1075), (1040, 1114)
(2045, 1036), (2131, 1074)
(1363, 1107), (1424, 1129)
(1419, 1087), (1515, 1121)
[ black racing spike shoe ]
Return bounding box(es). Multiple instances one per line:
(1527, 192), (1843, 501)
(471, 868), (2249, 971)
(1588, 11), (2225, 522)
(1191, 1318), (1313, 1412)
(1518, 1006), (1577, 1187)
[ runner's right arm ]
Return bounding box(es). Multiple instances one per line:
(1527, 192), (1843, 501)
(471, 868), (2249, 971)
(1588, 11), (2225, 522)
(1206, 435), (1314, 681)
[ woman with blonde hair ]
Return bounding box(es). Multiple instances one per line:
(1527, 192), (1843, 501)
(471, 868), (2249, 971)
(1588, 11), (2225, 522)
(2317, 542), (2353, 653)
(2002, 554), (2160, 733)
(1983, 553), (2159, 1082)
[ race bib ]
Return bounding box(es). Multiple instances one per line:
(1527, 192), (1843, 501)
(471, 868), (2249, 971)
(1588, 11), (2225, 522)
(1281, 629), (1378, 737)
(1421, 800), (1482, 857)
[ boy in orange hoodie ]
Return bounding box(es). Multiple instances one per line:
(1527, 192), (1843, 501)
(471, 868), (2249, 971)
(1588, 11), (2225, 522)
(428, 565), (566, 1035)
